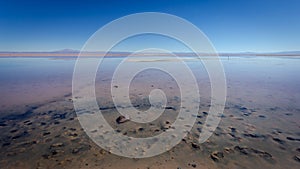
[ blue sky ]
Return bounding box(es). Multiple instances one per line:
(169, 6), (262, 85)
(0, 0), (299, 52)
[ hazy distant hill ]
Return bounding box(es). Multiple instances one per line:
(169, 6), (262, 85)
(0, 49), (300, 57)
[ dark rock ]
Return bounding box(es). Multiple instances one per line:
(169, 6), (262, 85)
(294, 155), (300, 162)
(243, 112), (251, 116)
(10, 129), (18, 133)
(116, 115), (130, 124)
(51, 149), (64, 156)
(23, 120), (31, 123)
(53, 113), (67, 119)
(287, 137), (300, 141)
(164, 106), (176, 110)
(68, 133), (78, 137)
(210, 151), (224, 162)
(273, 138), (285, 145)
(234, 146), (250, 155)
(2, 110), (33, 120)
(0, 123), (7, 126)
(71, 144), (91, 154)
(258, 115), (266, 118)
(191, 142), (200, 149)
(99, 106), (116, 110)
(230, 127), (237, 133)
(243, 133), (266, 139)
(26, 122), (33, 125)
(190, 164), (197, 168)
(50, 142), (64, 148)
(224, 147), (234, 153)
(72, 148), (80, 154)
(197, 121), (202, 125)
(234, 146), (273, 161)
(43, 132), (51, 136)
(12, 131), (29, 140)
(197, 127), (202, 132)
(2, 142), (10, 147)
(42, 154), (50, 159)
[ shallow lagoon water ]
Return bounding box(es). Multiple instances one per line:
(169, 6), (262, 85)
(0, 56), (299, 168)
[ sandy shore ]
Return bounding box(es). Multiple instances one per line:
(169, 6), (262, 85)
(0, 57), (299, 168)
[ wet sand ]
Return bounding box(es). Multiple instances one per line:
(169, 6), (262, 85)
(0, 56), (300, 168)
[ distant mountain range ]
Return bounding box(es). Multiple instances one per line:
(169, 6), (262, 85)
(1, 49), (300, 57)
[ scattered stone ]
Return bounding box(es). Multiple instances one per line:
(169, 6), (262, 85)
(230, 127), (236, 133)
(164, 106), (176, 110)
(243, 112), (251, 116)
(210, 151), (224, 162)
(43, 132), (51, 136)
(136, 127), (144, 132)
(2, 142), (10, 147)
(161, 124), (171, 130)
(23, 120), (31, 123)
(243, 133), (266, 139)
(26, 122), (33, 125)
(50, 142), (64, 148)
(42, 154), (50, 159)
(0, 123), (7, 126)
(68, 133), (78, 137)
(188, 163), (197, 168)
(234, 146), (273, 161)
(153, 128), (160, 132)
(51, 149), (64, 156)
(286, 137), (300, 141)
(19, 140), (37, 147)
(294, 155), (300, 162)
(197, 121), (202, 125)
(72, 148), (80, 154)
(100, 149), (107, 155)
(116, 115), (130, 124)
(99, 106), (116, 110)
(191, 142), (200, 149)
(53, 113), (67, 119)
(224, 147), (234, 153)
(45, 138), (52, 142)
(197, 127), (202, 132)
(273, 138), (285, 145)
(12, 131), (29, 140)
(234, 146), (251, 155)
(10, 129), (18, 133)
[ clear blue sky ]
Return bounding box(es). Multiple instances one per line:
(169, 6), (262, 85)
(0, 0), (299, 52)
